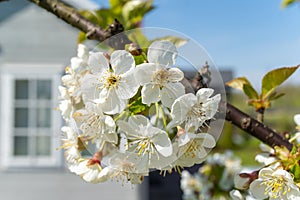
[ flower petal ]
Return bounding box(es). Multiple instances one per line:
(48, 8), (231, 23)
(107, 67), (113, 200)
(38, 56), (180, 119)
(160, 82), (185, 108)
(195, 133), (216, 148)
(115, 70), (139, 99)
(294, 114), (300, 126)
(204, 94), (221, 119)
(88, 52), (108, 74)
(129, 115), (149, 127)
(111, 50), (134, 75)
(81, 74), (100, 103)
(167, 68), (184, 82)
(141, 84), (160, 106)
(117, 120), (139, 139)
(147, 40), (177, 66)
(77, 44), (89, 60)
(135, 63), (157, 85)
(99, 89), (127, 114)
(152, 132), (172, 157)
(196, 88), (214, 102)
(70, 57), (84, 72)
(249, 180), (268, 199)
(167, 93), (197, 129)
(178, 132), (194, 147)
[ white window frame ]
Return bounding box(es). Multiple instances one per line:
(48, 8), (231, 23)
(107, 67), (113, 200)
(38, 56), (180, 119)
(0, 63), (64, 169)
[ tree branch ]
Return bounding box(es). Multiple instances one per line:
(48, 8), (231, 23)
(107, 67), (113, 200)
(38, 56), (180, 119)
(28, 0), (294, 151)
(226, 103), (293, 151)
(27, 0), (131, 49)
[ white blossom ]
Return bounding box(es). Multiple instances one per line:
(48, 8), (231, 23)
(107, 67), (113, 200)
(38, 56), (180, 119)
(135, 40), (185, 107)
(60, 126), (80, 163)
(58, 86), (72, 120)
(70, 44), (89, 72)
(175, 130), (216, 167)
(99, 152), (148, 184)
(230, 190), (245, 200)
(73, 102), (117, 148)
(249, 167), (300, 200)
(71, 152), (104, 184)
(81, 50), (139, 114)
(117, 115), (173, 169)
(168, 88), (221, 132)
(290, 114), (300, 143)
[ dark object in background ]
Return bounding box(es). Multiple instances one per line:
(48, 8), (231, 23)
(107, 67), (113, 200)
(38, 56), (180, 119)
(139, 165), (201, 200)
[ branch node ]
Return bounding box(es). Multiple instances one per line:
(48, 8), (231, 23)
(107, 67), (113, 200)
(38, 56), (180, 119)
(241, 117), (251, 129)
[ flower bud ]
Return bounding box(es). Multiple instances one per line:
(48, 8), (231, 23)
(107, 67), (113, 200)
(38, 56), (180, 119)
(127, 43), (142, 56)
(234, 170), (258, 190)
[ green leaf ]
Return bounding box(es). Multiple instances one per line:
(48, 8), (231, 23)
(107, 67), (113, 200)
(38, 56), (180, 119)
(127, 29), (150, 48)
(243, 84), (259, 99)
(79, 10), (102, 25)
(122, 0), (154, 28)
(262, 65), (299, 97)
(226, 77), (252, 91)
(150, 36), (188, 48)
(291, 163), (300, 181)
(77, 31), (87, 43)
(133, 54), (146, 65)
(128, 97), (148, 115)
(94, 9), (116, 28)
(110, 0), (130, 9)
(281, 0), (297, 8)
(267, 92), (285, 101)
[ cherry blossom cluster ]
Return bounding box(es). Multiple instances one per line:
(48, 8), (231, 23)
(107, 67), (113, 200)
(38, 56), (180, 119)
(58, 41), (221, 184)
(181, 151), (243, 200)
(232, 115), (300, 200)
(181, 114), (300, 200)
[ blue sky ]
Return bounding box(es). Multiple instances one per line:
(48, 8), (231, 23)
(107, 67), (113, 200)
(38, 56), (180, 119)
(141, 0), (300, 87)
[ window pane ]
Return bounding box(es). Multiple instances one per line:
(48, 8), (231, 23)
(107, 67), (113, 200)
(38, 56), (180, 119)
(15, 80), (29, 99)
(36, 108), (51, 127)
(14, 108), (28, 127)
(36, 136), (51, 156)
(14, 136), (28, 156)
(37, 80), (52, 99)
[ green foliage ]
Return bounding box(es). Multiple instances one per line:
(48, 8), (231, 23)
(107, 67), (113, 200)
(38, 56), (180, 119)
(282, 0), (299, 7)
(262, 66), (298, 97)
(128, 96), (148, 115)
(122, 0), (154, 28)
(77, 0), (154, 43)
(226, 66), (299, 112)
(243, 84), (259, 99)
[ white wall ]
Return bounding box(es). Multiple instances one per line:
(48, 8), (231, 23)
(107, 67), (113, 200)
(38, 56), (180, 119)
(0, 171), (138, 200)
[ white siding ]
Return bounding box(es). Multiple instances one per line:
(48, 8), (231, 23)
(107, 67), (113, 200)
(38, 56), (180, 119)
(0, 172), (138, 200)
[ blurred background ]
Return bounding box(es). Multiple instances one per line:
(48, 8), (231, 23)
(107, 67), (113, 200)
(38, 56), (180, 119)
(0, 0), (299, 200)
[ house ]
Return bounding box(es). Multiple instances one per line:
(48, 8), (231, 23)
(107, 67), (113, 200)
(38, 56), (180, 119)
(0, 1), (138, 199)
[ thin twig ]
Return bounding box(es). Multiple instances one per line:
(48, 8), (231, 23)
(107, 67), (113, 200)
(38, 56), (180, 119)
(28, 0), (131, 49)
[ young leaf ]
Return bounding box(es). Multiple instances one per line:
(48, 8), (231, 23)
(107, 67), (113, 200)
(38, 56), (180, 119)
(226, 77), (252, 92)
(243, 84), (259, 99)
(267, 92), (285, 101)
(281, 0), (297, 8)
(262, 65), (299, 97)
(150, 36), (188, 48)
(122, 0), (154, 28)
(290, 163), (300, 182)
(128, 97), (148, 115)
(77, 31), (87, 43)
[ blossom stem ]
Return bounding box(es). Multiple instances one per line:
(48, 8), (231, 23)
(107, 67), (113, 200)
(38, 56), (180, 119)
(159, 105), (167, 130)
(155, 102), (160, 126)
